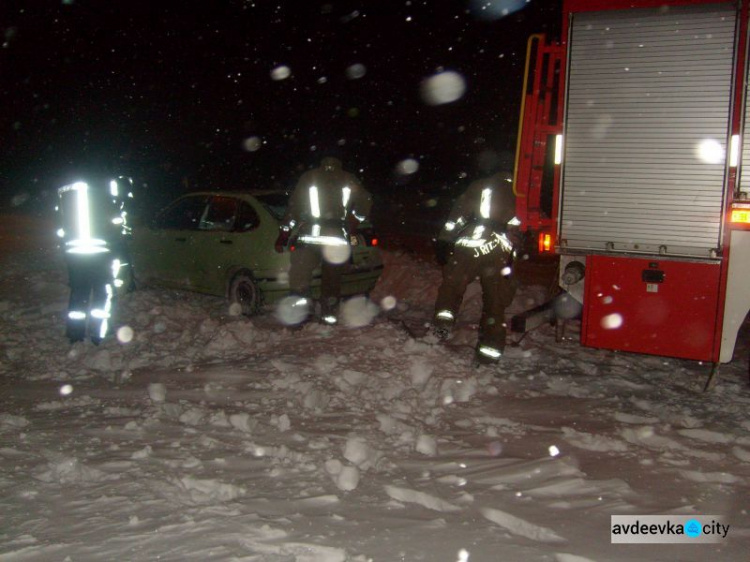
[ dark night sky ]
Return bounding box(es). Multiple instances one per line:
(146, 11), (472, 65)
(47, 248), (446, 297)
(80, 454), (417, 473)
(0, 0), (561, 211)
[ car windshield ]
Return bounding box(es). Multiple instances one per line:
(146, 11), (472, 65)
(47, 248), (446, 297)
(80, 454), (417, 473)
(254, 193), (288, 221)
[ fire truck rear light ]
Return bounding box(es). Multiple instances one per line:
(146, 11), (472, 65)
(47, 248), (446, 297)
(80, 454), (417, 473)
(731, 208), (750, 224)
(538, 232), (553, 253)
(730, 134), (740, 167)
(554, 135), (563, 165)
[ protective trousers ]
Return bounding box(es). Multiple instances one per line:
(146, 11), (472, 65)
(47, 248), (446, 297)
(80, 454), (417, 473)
(434, 243), (517, 359)
(289, 244), (346, 317)
(65, 253), (114, 343)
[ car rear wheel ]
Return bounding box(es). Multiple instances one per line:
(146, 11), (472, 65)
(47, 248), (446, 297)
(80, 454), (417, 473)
(229, 272), (261, 316)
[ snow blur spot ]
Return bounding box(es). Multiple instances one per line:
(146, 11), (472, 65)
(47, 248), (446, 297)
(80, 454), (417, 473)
(601, 295), (613, 305)
(456, 548), (470, 562)
(11, 192), (30, 207)
(420, 70), (466, 106)
(317, 76), (328, 84)
(271, 65), (291, 81)
(116, 326), (134, 343)
(59, 384), (73, 396)
(470, 0), (529, 20)
(553, 293), (582, 320)
(380, 295), (397, 311)
(487, 441), (503, 456)
(147, 383), (167, 403)
(242, 136), (262, 152)
(501, 266), (512, 276)
(274, 295), (310, 326)
(322, 244), (351, 265)
(395, 158), (419, 175)
(548, 445), (560, 457)
(696, 138), (724, 164)
(345, 63), (366, 79)
(341, 296), (379, 328)
(601, 313), (623, 330)
(228, 302), (243, 317)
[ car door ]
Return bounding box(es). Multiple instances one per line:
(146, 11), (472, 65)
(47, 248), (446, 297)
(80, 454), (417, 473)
(132, 195), (209, 288)
(190, 195), (243, 293)
(194, 195), (285, 296)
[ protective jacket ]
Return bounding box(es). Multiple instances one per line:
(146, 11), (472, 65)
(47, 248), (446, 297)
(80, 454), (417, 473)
(437, 172), (519, 257)
(280, 158), (372, 247)
(433, 172), (520, 363)
(56, 177), (133, 343)
(277, 158), (372, 325)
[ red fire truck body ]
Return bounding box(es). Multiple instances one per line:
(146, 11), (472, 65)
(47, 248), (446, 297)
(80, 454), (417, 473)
(514, 0), (750, 366)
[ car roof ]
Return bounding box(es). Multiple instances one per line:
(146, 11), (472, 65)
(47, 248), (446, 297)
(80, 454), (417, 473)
(180, 189), (288, 198)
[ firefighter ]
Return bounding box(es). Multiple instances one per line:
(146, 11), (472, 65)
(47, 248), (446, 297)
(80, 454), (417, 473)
(432, 171), (521, 365)
(56, 175), (133, 344)
(274, 157), (372, 325)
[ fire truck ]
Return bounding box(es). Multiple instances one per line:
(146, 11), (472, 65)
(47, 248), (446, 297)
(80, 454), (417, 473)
(512, 0), (750, 386)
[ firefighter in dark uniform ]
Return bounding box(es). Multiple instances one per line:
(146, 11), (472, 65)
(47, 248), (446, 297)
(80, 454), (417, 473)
(432, 171), (521, 364)
(56, 176), (133, 344)
(274, 157), (372, 325)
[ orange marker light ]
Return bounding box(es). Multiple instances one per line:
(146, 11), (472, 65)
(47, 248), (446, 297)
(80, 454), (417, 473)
(538, 232), (553, 253)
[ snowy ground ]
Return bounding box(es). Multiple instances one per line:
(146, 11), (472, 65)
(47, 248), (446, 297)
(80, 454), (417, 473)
(1, 213), (749, 562)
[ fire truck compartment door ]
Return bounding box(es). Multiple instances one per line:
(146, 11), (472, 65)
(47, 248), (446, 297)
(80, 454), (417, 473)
(560, 4), (736, 258)
(582, 255), (721, 362)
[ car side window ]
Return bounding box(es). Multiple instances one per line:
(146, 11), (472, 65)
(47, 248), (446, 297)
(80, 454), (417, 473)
(235, 201), (260, 232)
(201, 196), (238, 232)
(155, 196), (209, 230)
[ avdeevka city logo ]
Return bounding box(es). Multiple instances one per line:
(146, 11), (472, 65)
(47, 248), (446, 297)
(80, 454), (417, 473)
(610, 515), (729, 543)
(684, 519), (702, 538)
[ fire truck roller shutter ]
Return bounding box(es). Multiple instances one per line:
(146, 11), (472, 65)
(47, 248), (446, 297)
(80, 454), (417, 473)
(560, 4), (737, 258)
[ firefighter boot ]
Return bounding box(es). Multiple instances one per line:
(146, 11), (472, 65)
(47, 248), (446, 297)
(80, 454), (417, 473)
(319, 296), (340, 326)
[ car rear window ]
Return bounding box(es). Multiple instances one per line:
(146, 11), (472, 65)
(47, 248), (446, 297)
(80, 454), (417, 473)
(254, 193), (288, 221)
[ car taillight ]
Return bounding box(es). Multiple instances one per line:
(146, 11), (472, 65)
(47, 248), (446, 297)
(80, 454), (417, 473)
(538, 232), (553, 253)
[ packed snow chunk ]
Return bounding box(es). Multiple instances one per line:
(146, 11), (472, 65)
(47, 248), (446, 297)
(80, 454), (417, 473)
(272, 413), (291, 432)
(303, 387), (330, 411)
(131, 445), (153, 460)
(325, 458), (343, 476)
(732, 446), (750, 463)
(561, 427), (629, 452)
(336, 465), (360, 491)
(555, 554), (597, 562)
(440, 377), (478, 404)
(177, 476), (245, 504)
(179, 408), (206, 426)
(344, 437), (381, 469)
(344, 369), (367, 386)
(384, 484), (461, 512)
(678, 470), (744, 485)
(677, 428), (735, 444)
(34, 456), (109, 484)
(229, 412), (257, 433)
(0, 413), (30, 430)
(147, 382), (167, 403)
(416, 434), (438, 456)
(480, 507), (566, 543)
(84, 348), (116, 372)
(248, 541), (348, 562)
(409, 358), (433, 389)
(375, 414), (410, 435)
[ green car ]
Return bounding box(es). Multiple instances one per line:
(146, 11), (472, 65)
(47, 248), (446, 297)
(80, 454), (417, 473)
(129, 191), (383, 315)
